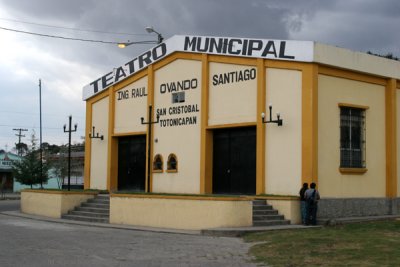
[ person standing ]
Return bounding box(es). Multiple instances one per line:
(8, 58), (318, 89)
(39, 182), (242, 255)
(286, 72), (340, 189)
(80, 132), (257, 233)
(304, 182), (320, 225)
(299, 183), (308, 225)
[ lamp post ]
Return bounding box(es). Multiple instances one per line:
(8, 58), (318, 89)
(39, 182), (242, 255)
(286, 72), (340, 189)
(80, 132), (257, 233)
(145, 26), (164, 44)
(140, 105), (160, 193)
(117, 27), (163, 48)
(63, 115), (77, 191)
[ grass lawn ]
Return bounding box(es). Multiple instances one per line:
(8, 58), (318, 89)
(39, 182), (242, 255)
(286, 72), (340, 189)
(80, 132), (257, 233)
(244, 220), (400, 267)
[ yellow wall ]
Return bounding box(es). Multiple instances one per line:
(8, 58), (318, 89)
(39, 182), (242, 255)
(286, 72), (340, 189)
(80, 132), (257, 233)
(110, 196), (252, 230)
(90, 96), (109, 190)
(21, 191), (95, 218)
(397, 89), (400, 197)
(114, 76), (148, 134)
(152, 59), (202, 194)
(208, 63), (257, 125)
(318, 75), (386, 197)
(265, 68), (302, 195)
(267, 199), (301, 224)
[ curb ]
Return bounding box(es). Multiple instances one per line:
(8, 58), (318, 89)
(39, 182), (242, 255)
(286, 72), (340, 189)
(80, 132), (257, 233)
(0, 211), (201, 236)
(0, 197), (21, 201)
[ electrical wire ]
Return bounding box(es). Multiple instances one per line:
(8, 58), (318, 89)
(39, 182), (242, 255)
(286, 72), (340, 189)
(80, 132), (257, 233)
(0, 17), (148, 36)
(0, 110), (85, 118)
(0, 26), (158, 45)
(0, 124), (84, 131)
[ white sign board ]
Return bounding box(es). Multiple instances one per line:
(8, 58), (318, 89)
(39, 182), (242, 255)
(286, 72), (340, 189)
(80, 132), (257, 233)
(82, 35), (314, 100)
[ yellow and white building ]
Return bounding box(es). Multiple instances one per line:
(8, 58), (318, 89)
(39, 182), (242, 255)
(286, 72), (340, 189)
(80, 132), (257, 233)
(82, 35), (400, 227)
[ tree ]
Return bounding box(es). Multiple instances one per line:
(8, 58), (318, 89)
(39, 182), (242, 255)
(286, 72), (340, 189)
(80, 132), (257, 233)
(49, 147), (68, 189)
(12, 133), (50, 189)
(15, 142), (28, 156)
(367, 51), (399, 61)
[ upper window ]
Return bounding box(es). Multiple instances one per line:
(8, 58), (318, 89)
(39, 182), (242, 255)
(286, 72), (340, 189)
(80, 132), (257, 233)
(339, 106), (366, 169)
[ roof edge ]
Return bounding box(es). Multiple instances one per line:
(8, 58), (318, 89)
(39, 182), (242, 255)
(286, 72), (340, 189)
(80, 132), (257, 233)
(314, 42), (400, 79)
(82, 35), (314, 101)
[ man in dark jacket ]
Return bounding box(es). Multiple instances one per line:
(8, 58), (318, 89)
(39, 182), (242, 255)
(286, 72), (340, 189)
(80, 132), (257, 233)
(304, 182), (320, 225)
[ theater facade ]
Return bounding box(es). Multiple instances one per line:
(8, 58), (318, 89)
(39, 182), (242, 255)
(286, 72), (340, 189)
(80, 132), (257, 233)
(82, 35), (400, 226)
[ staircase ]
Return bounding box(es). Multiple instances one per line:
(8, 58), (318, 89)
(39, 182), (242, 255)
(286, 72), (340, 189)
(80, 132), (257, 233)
(252, 199), (290, 226)
(62, 194), (110, 223)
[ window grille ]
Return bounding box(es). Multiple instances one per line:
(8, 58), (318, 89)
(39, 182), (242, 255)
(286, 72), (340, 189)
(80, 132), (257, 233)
(340, 107), (366, 168)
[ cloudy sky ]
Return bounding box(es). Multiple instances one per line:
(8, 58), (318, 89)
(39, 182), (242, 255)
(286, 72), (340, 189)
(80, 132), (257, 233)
(0, 0), (399, 152)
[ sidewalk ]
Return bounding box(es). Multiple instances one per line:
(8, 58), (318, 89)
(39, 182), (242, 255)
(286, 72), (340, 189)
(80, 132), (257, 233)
(2, 209), (397, 237)
(1, 210), (318, 237)
(0, 193), (20, 200)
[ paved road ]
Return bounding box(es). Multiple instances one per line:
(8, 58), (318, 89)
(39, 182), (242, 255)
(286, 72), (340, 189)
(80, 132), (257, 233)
(0, 214), (260, 267)
(0, 200), (20, 212)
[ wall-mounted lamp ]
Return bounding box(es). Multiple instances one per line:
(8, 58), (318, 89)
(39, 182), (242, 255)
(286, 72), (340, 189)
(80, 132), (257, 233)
(261, 104), (283, 126)
(141, 109), (160, 125)
(89, 126), (104, 140)
(141, 105), (160, 193)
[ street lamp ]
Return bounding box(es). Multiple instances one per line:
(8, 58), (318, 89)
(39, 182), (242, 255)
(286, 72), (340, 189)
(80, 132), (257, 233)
(117, 39), (158, 48)
(117, 27), (164, 48)
(63, 115), (78, 191)
(145, 26), (164, 44)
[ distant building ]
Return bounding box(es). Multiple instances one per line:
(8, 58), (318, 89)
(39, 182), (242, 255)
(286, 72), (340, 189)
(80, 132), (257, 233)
(47, 150), (85, 189)
(0, 151), (20, 192)
(0, 148), (85, 192)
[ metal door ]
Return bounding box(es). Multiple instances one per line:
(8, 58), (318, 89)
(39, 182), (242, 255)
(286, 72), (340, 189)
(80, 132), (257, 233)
(213, 127), (256, 195)
(118, 135), (146, 191)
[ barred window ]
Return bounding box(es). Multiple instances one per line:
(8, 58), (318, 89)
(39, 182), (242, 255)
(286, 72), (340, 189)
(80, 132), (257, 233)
(340, 106), (366, 168)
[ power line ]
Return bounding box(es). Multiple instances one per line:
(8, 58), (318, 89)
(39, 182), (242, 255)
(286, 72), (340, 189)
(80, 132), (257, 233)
(0, 110), (85, 118)
(0, 17), (148, 36)
(0, 26), (158, 45)
(0, 124), (84, 131)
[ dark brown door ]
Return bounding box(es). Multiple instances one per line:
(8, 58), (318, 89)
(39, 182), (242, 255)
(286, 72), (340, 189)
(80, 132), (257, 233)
(118, 135), (146, 191)
(212, 127), (256, 195)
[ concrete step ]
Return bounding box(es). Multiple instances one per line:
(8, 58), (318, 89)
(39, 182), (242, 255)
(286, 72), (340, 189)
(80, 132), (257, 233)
(252, 204), (273, 211)
(253, 209), (278, 216)
(87, 198), (110, 204)
(253, 220), (290, 227)
(61, 214), (109, 223)
(253, 214), (285, 221)
(76, 206), (110, 213)
(69, 210), (109, 218)
(61, 194), (110, 224)
(96, 194), (110, 198)
(252, 200), (267, 205)
(81, 202), (109, 209)
(252, 199), (289, 227)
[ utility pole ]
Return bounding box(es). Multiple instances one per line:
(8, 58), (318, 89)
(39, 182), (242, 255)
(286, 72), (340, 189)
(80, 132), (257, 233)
(13, 128), (28, 156)
(39, 79), (43, 188)
(63, 115), (77, 191)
